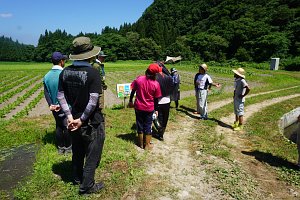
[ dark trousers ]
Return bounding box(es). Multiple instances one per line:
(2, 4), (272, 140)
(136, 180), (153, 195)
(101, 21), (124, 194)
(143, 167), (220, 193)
(174, 100), (179, 109)
(135, 109), (154, 134)
(71, 121), (105, 193)
(157, 103), (171, 134)
(53, 111), (71, 148)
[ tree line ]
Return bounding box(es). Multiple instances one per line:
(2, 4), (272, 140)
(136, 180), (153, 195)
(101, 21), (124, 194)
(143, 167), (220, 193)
(0, 0), (299, 69)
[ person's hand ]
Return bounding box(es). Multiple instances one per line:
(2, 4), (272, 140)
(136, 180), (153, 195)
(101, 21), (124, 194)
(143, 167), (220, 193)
(67, 115), (75, 130)
(50, 105), (61, 112)
(216, 83), (221, 88)
(49, 105), (56, 111)
(54, 105), (61, 112)
(128, 102), (134, 108)
(68, 118), (83, 131)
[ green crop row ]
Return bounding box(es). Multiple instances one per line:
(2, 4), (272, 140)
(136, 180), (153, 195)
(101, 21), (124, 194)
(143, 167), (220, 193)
(0, 82), (42, 118)
(0, 76), (42, 104)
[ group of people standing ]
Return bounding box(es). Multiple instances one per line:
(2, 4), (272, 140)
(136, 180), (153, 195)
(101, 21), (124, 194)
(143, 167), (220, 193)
(128, 61), (181, 149)
(193, 63), (250, 130)
(129, 61), (251, 151)
(42, 36), (251, 195)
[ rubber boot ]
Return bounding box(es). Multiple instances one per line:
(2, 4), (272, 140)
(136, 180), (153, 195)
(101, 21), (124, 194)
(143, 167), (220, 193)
(144, 134), (153, 150)
(138, 133), (144, 149)
(232, 121), (239, 129)
(233, 124), (244, 131)
(158, 127), (165, 141)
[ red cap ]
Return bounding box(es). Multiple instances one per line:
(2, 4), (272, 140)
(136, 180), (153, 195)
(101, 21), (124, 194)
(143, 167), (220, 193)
(158, 66), (162, 73)
(147, 63), (161, 75)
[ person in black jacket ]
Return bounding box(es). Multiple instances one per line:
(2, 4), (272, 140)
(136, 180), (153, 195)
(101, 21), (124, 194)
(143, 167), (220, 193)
(57, 37), (105, 195)
(154, 61), (174, 141)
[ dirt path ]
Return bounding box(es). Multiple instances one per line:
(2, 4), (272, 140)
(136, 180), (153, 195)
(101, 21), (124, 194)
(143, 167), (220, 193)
(215, 94), (300, 199)
(127, 92), (300, 200)
(142, 117), (233, 200)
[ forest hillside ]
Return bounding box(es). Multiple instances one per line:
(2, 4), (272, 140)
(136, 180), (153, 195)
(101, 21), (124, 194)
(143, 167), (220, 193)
(1, 0), (299, 66)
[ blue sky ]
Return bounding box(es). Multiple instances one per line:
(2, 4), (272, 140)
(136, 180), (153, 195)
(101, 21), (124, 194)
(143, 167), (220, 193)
(0, 0), (153, 46)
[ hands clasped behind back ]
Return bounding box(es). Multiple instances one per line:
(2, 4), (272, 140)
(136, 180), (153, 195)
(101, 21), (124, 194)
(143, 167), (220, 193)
(67, 115), (83, 131)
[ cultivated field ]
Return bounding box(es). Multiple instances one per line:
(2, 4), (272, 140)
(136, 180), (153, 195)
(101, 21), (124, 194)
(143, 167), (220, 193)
(0, 61), (300, 199)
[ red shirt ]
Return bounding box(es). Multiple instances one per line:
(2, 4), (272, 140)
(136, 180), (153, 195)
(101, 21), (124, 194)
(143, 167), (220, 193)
(131, 75), (162, 112)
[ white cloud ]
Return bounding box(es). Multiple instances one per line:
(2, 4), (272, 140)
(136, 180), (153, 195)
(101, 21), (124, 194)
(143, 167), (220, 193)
(0, 13), (13, 18)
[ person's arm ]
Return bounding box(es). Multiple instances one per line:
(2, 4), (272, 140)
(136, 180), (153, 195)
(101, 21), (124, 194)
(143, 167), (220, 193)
(128, 89), (136, 108)
(43, 83), (52, 106)
(66, 93), (99, 131)
(212, 82), (221, 88)
(80, 93), (99, 122)
(194, 74), (198, 87)
(208, 75), (221, 90)
(154, 98), (158, 111)
(242, 85), (250, 98)
(57, 90), (74, 130)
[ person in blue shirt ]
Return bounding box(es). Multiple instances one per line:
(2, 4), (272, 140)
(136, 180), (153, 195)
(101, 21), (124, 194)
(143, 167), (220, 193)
(43, 52), (72, 154)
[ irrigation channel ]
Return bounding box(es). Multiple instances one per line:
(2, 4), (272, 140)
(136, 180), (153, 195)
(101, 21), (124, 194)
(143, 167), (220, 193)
(0, 144), (38, 197)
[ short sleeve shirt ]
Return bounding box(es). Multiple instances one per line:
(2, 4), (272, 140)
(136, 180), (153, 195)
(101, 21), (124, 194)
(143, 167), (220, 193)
(234, 78), (248, 102)
(131, 75), (162, 112)
(196, 73), (213, 90)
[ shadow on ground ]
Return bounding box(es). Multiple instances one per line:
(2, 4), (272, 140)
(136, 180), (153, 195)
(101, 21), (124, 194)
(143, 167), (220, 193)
(242, 150), (299, 170)
(210, 118), (232, 129)
(52, 160), (73, 183)
(176, 105), (199, 119)
(116, 123), (137, 146)
(42, 130), (56, 145)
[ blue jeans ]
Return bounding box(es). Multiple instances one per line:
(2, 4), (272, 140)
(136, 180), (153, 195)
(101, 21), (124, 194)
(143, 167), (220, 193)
(71, 121), (105, 193)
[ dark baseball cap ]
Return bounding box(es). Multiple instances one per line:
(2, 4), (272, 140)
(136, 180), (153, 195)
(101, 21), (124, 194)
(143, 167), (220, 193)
(51, 52), (68, 62)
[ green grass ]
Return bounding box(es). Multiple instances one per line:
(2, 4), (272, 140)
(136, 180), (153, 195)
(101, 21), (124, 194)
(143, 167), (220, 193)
(0, 61), (300, 199)
(184, 87), (300, 198)
(246, 97), (300, 186)
(9, 107), (147, 199)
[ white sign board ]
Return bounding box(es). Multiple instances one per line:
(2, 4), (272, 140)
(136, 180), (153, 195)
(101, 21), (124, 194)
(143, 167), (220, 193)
(116, 83), (132, 98)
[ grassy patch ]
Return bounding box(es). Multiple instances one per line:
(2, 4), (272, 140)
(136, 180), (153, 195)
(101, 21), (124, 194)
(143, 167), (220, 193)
(186, 86), (300, 198)
(10, 107), (148, 199)
(246, 97), (300, 186)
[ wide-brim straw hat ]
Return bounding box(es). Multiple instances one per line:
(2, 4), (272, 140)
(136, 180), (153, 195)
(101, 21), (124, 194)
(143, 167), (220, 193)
(199, 63), (208, 71)
(69, 37), (101, 61)
(232, 68), (246, 78)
